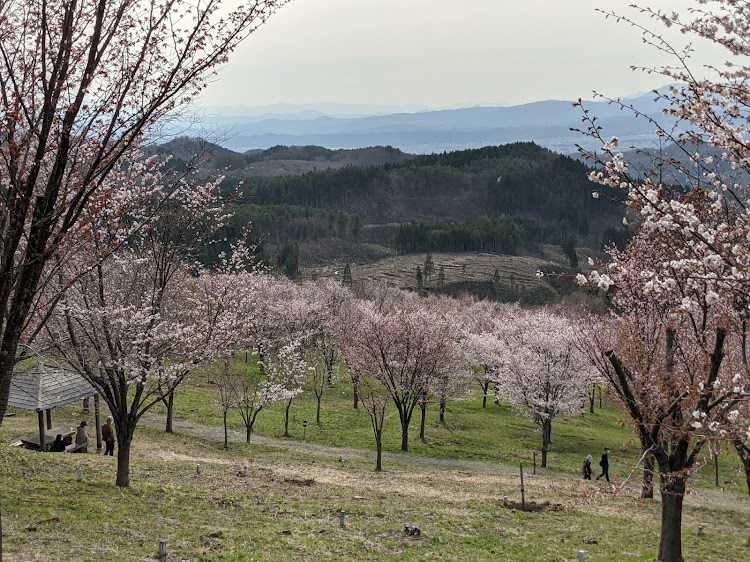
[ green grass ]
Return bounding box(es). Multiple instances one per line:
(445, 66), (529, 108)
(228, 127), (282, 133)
(151, 370), (748, 492)
(1, 372), (748, 561)
(0, 419), (747, 562)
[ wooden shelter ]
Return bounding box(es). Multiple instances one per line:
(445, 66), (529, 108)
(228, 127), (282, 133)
(8, 363), (101, 452)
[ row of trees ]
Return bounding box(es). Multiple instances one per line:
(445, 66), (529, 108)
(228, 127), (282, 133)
(393, 216), (573, 255)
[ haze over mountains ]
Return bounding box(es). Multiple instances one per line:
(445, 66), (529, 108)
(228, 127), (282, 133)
(183, 90), (673, 155)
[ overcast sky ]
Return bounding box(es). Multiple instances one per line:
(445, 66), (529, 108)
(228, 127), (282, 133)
(200, 0), (723, 110)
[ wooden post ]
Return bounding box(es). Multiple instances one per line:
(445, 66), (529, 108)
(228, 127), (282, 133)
(520, 462), (525, 511)
(37, 410), (46, 452)
(533, 451), (536, 475)
(94, 395), (102, 450)
(45, 409), (52, 430)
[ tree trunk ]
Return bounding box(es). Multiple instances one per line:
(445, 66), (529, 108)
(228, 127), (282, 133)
(589, 387), (595, 414)
(657, 475), (686, 562)
(733, 439), (750, 499)
(642, 451), (655, 499)
(541, 419), (552, 468)
(482, 381), (489, 408)
(94, 395), (102, 450)
(223, 410), (229, 449)
(375, 438), (382, 472)
(419, 402), (426, 441)
(284, 397), (292, 437)
(115, 428), (134, 487)
(246, 424), (252, 443)
(352, 379), (359, 410)
(439, 398), (446, 424)
(165, 391), (174, 433)
(401, 419), (410, 452)
(315, 394), (322, 425)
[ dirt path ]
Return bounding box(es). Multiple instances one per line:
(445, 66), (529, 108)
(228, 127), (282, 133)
(139, 411), (523, 475)
(138, 412), (750, 514)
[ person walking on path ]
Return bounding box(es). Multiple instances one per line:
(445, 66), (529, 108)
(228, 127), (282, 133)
(596, 447), (610, 482)
(102, 416), (116, 456)
(583, 454), (593, 480)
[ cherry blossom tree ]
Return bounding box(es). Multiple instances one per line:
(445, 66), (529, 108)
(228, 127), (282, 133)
(496, 308), (593, 468)
(237, 340), (303, 442)
(462, 300), (514, 408)
(212, 356), (242, 449)
(50, 253), (245, 487)
(578, 2), (750, 558)
(580, 229), (749, 558)
(355, 367), (390, 472)
(342, 287), (463, 452)
(419, 295), (472, 431)
(298, 280), (350, 425)
(0, 0), (291, 425)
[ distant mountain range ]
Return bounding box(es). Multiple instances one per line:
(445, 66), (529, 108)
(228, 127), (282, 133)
(177, 91), (674, 155)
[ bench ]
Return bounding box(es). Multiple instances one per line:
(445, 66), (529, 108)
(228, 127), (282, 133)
(65, 442), (87, 454)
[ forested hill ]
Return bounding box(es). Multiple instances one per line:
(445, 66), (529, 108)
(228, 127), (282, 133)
(153, 139), (629, 282)
(218, 142), (624, 245)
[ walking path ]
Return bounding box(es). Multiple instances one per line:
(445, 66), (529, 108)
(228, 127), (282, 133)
(139, 412), (750, 513)
(139, 412), (530, 476)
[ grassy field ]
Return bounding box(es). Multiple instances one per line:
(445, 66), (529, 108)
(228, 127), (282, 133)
(0, 377), (748, 561)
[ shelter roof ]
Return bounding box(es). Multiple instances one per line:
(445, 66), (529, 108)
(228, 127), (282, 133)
(8, 363), (96, 411)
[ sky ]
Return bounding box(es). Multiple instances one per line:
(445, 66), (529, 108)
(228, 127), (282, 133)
(200, 0), (725, 111)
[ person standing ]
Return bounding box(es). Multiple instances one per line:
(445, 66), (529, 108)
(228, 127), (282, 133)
(75, 420), (89, 453)
(596, 447), (610, 482)
(583, 454), (593, 480)
(102, 416), (116, 456)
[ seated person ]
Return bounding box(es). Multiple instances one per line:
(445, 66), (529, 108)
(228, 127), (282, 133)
(50, 434), (66, 452)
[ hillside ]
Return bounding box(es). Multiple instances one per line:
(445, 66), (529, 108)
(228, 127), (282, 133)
(1, 383), (746, 561)
(154, 140), (627, 303)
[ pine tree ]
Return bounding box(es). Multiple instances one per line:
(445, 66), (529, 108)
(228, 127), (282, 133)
(342, 263), (353, 287)
(416, 266), (425, 295)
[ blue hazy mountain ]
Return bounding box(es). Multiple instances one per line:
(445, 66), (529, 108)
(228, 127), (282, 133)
(181, 92), (672, 155)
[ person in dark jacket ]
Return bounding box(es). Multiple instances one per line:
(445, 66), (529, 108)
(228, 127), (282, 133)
(102, 416), (116, 456)
(50, 434), (66, 452)
(596, 447), (610, 482)
(582, 454), (593, 480)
